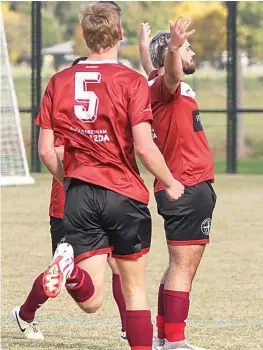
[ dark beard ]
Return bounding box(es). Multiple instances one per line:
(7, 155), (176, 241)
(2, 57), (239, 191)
(183, 65), (195, 75)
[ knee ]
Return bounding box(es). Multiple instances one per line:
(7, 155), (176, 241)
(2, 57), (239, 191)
(80, 292), (104, 314)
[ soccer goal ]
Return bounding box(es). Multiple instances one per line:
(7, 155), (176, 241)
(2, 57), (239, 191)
(0, 9), (35, 186)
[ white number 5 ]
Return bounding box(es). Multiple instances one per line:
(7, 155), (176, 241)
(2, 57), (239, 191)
(74, 72), (101, 123)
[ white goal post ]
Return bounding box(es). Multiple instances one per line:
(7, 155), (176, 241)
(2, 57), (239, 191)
(0, 8), (35, 186)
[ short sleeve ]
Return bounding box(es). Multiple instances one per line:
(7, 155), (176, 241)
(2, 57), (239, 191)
(34, 78), (54, 129)
(128, 75), (153, 127)
(150, 74), (181, 104)
(148, 69), (158, 81)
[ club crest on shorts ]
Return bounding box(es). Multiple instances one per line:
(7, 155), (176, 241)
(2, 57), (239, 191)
(201, 218), (211, 235)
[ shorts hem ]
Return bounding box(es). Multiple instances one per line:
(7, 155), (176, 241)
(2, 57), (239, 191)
(49, 213), (64, 219)
(112, 247), (150, 260)
(167, 239), (209, 246)
(75, 247), (113, 263)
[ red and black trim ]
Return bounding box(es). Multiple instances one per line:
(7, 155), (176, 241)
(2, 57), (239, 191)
(112, 247), (150, 260)
(75, 247), (113, 263)
(167, 239), (209, 246)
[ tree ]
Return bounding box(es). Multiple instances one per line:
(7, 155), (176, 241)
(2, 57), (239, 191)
(42, 1), (83, 40)
(2, 2), (66, 61)
(238, 2), (263, 61)
(116, 1), (175, 62)
(42, 10), (64, 48)
(119, 1), (175, 44)
(172, 2), (227, 65)
(1, 2), (31, 63)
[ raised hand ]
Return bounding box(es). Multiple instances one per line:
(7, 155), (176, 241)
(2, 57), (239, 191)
(140, 22), (152, 47)
(168, 16), (195, 50)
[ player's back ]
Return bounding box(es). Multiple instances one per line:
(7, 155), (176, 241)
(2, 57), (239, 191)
(50, 60), (152, 204)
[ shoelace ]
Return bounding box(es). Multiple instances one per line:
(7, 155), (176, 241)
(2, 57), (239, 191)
(30, 322), (39, 333)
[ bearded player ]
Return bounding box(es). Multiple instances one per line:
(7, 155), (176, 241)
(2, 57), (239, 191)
(140, 18), (217, 350)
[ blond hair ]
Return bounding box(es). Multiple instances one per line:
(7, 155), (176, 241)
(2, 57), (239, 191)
(79, 1), (122, 53)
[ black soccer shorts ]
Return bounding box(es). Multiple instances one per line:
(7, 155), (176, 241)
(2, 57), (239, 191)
(63, 179), (152, 262)
(50, 216), (66, 254)
(155, 181), (217, 245)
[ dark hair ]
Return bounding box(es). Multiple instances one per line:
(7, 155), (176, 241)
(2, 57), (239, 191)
(98, 1), (121, 13)
(72, 56), (88, 66)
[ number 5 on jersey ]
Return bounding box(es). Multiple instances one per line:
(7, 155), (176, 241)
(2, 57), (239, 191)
(74, 72), (101, 123)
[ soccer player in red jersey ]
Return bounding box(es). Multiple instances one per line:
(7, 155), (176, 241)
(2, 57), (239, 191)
(12, 60), (127, 341)
(15, 2), (184, 348)
(140, 18), (217, 350)
(13, 133), (126, 341)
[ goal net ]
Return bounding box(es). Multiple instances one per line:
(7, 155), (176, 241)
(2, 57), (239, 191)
(0, 9), (34, 186)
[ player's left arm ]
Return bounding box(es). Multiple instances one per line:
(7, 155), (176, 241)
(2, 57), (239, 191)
(164, 16), (195, 93)
(39, 128), (64, 185)
(139, 22), (155, 76)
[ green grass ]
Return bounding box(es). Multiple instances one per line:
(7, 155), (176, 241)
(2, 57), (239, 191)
(2, 173), (263, 349)
(214, 158), (263, 174)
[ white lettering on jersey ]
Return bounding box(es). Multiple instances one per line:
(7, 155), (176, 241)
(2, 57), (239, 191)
(74, 72), (101, 123)
(70, 127), (110, 142)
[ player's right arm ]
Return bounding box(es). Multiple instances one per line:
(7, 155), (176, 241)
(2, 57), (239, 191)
(139, 22), (155, 76)
(39, 128), (64, 184)
(164, 16), (195, 93)
(35, 78), (64, 185)
(129, 76), (184, 200)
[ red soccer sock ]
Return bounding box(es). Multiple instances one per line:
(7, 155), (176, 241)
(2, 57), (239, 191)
(66, 264), (95, 303)
(164, 290), (190, 342)
(19, 273), (49, 322)
(126, 310), (153, 350)
(156, 283), (165, 339)
(112, 274), (126, 332)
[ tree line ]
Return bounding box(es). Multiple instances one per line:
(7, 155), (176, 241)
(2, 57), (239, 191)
(2, 1), (263, 65)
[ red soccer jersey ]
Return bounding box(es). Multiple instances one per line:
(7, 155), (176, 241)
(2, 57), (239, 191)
(150, 75), (214, 192)
(49, 137), (65, 219)
(35, 60), (153, 204)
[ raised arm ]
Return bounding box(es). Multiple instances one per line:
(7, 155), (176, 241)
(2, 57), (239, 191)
(164, 16), (195, 93)
(139, 22), (155, 76)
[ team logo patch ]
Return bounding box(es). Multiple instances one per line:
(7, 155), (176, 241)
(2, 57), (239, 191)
(201, 218), (211, 235)
(193, 110), (203, 132)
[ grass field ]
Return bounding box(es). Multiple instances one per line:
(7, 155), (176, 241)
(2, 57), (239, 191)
(1, 173), (263, 350)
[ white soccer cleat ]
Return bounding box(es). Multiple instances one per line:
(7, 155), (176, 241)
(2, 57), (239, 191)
(120, 330), (127, 341)
(163, 339), (209, 350)
(12, 306), (44, 340)
(43, 243), (74, 298)
(153, 336), (165, 349)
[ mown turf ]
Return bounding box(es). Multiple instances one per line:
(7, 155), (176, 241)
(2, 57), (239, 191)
(1, 173), (263, 349)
